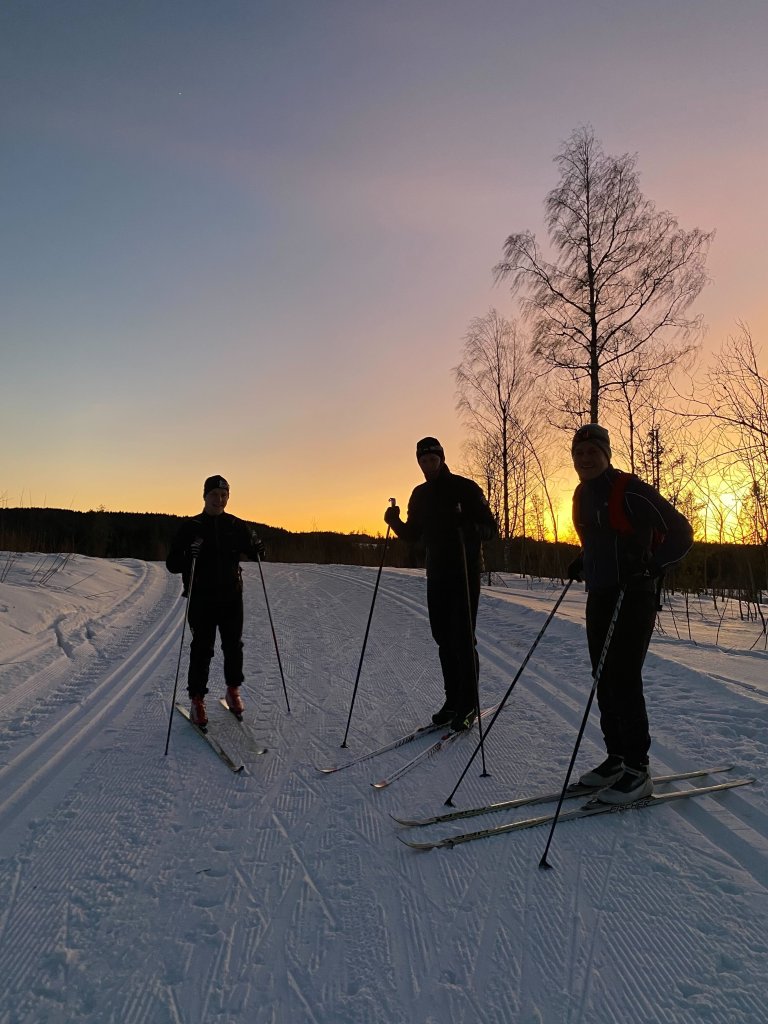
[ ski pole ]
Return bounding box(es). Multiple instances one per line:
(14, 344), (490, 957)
(538, 585), (626, 870)
(456, 503), (489, 778)
(164, 553), (197, 756)
(256, 554), (291, 713)
(341, 498), (396, 748)
(444, 578), (573, 806)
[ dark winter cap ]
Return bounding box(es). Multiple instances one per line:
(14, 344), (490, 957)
(203, 475), (230, 496)
(416, 437), (445, 461)
(572, 424), (611, 461)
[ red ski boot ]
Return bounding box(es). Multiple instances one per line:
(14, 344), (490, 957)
(225, 686), (245, 719)
(190, 695), (208, 728)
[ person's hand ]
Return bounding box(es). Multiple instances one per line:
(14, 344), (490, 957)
(190, 537), (203, 557)
(566, 556), (583, 581)
(620, 552), (661, 584)
(253, 538), (266, 560)
(384, 504), (400, 526)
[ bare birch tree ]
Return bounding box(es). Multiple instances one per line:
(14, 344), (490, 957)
(454, 309), (558, 545)
(696, 324), (768, 544)
(494, 125), (713, 423)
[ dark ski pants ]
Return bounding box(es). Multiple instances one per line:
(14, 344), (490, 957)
(427, 573), (480, 714)
(187, 593), (245, 697)
(586, 587), (658, 767)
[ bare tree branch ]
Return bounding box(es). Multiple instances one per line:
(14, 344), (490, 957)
(494, 125), (713, 421)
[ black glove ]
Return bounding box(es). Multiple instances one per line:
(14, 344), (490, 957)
(250, 531), (266, 560)
(567, 556), (583, 581)
(384, 504), (400, 527)
(189, 537), (203, 557)
(620, 551), (661, 584)
(477, 520), (497, 542)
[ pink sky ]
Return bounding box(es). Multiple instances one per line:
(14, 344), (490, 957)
(2, 1), (766, 534)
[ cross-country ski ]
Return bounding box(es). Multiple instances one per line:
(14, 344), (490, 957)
(316, 721), (442, 774)
(391, 764), (735, 826)
(371, 704), (499, 789)
(398, 777), (756, 850)
(174, 702), (246, 773)
(218, 697), (270, 755)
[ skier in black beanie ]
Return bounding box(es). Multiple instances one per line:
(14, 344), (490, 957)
(166, 475), (266, 728)
(384, 437), (498, 732)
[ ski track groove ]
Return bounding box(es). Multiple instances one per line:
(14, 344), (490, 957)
(315, 567), (768, 1023)
(344, 568), (768, 893)
(564, 838), (621, 1024)
(0, 561), (766, 1023)
(0, 564), (180, 834)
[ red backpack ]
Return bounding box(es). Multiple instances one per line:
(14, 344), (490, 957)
(574, 470), (666, 548)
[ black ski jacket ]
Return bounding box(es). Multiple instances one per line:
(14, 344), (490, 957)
(166, 511), (263, 599)
(573, 468), (693, 592)
(390, 465), (498, 579)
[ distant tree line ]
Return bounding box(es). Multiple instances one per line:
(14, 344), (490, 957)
(0, 507), (413, 568)
(2, 507), (768, 603)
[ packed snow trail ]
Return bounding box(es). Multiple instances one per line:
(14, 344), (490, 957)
(0, 555), (766, 1024)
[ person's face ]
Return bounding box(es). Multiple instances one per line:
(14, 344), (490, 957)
(204, 487), (229, 515)
(418, 453), (443, 482)
(572, 441), (610, 481)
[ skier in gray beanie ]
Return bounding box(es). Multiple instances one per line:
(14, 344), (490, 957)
(572, 423), (611, 462)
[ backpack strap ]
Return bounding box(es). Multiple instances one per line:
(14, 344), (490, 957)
(574, 470), (652, 541)
(572, 483), (583, 542)
(608, 470), (634, 535)
(610, 470), (667, 566)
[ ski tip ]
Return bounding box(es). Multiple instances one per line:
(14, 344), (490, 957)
(389, 814), (422, 826)
(218, 698), (244, 721)
(397, 835), (436, 851)
(316, 766), (338, 774)
(371, 780), (389, 790)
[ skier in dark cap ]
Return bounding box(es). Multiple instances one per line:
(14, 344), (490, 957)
(569, 424), (693, 803)
(384, 437), (498, 731)
(166, 475), (266, 727)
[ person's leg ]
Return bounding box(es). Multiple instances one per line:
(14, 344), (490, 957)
(427, 578), (461, 716)
(604, 590), (657, 767)
(218, 595), (245, 688)
(427, 575), (480, 720)
(187, 599), (217, 697)
(587, 589), (655, 760)
(454, 572), (481, 718)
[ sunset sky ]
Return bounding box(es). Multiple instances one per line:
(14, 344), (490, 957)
(2, 0), (766, 535)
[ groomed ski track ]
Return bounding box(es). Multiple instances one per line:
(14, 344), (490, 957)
(0, 558), (766, 1024)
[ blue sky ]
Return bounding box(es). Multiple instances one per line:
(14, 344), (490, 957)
(2, 0), (766, 532)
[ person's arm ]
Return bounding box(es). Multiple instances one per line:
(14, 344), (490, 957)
(246, 528), (266, 561)
(166, 522), (192, 575)
(626, 483), (694, 574)
(166, 520), (201, 595)
(461, 481), (498, 541)
(236, 521), (266, 561)
(384, 488), (424, 542)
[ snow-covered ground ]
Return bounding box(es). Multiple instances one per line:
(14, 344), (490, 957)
(0, 552), (766, 1024)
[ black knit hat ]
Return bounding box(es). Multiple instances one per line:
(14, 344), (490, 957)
(203, 475), (230, 496)
(572, 424), (611, 461)
(416, 437), (445, 461)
